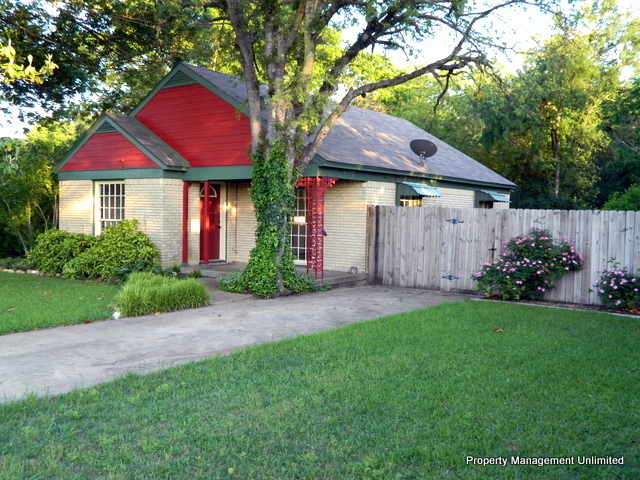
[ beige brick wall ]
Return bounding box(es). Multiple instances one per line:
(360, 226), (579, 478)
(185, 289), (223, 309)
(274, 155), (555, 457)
(59, 180), (94, 234)
(126, 178), (183, 267)
(224, 180), (396, 272)
(365, 181), (396, 206)
(59, 177), (510, 272)
(226, 182), (256, 263)
(421, 186), (476, 208)
(59, 178), (183, 267)
(324, 180), (396, 272)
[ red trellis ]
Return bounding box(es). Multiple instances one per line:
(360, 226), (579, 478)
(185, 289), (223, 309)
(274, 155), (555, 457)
(297, 177), (337, 278)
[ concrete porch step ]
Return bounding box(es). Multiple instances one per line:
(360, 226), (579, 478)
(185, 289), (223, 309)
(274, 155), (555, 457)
(181, 263), (368, 289)
(313, 272), (368, 289)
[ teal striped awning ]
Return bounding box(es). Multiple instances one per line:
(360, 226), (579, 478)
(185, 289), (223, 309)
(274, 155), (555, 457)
(480, 190), (510, 202)
(402, 182), (443, 197)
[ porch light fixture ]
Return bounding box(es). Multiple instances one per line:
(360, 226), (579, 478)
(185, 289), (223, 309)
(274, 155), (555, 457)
(222, 202), (237, 214)
(293, 216), (306, 224)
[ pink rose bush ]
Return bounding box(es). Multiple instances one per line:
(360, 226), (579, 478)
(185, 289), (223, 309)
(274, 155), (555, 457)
(472, 228), (583, 301)
(593, 262), (640, 310)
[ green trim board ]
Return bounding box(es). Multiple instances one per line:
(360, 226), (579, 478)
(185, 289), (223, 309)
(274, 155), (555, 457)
(58, 169), (186, 181)
(59, 165), (254, 182)
(183, 165), (254, 181)
(312, 159), (514, 192)
(58, 162), (513, 202)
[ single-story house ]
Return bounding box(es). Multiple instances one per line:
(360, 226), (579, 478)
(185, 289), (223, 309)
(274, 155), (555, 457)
(55, 62), (515, 275)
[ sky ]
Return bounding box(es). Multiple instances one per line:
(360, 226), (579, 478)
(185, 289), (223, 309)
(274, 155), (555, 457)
(388, 0), (640, 72)
(1, 0), (639, 138)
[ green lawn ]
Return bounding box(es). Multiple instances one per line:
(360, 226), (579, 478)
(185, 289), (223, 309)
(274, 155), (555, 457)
(0, 272), (118, 335)
(0, 301), (638, 479)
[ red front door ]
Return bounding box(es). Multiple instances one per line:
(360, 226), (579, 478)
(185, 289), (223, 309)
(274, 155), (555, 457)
(200, 183), (221, 263)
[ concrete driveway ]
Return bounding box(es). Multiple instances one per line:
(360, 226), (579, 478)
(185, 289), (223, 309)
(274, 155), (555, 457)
(0, 285), (471, 403)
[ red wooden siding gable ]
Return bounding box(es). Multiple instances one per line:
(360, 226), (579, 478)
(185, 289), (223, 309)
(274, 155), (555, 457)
(134, 83), (252, 168)
(60, 132), (158, 171)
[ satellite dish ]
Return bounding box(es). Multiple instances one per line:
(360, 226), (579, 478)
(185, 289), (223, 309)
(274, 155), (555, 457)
(410, 139), (437, 160)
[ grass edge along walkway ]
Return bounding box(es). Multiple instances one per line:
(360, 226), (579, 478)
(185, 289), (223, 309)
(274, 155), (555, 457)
(0, 300), (638, 480)
(0, 272), (118, 335)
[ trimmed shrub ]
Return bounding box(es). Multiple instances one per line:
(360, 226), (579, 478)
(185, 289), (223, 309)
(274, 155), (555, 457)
(112, 271), (209, 317)
(63, 220), (159, 280)
(593, 262), (640, 310)
(27, 229), (97, 275)
(472, 228), (583, 300)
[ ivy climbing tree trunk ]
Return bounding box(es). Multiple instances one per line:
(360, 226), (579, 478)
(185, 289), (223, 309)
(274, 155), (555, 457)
(238, 143), (314, 297)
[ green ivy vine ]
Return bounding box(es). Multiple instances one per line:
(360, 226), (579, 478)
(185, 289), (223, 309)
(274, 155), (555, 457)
(219, 141), (316, 297)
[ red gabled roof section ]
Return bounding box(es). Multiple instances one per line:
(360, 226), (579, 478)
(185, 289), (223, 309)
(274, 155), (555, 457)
(134, 83), (252, 168)
(60, 132), (158, 171)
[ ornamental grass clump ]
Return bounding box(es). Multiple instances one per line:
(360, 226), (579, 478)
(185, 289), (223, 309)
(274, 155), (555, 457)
(112, 271), (209, 317)
(473, 228), (583, 301)
(593, 263), (640, 311)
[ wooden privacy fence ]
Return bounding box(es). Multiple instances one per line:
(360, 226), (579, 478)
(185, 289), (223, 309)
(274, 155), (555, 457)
(367, 206), (640, 305)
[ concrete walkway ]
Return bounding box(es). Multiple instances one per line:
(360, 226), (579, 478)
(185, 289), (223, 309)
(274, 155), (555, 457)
(0, 285), (471, 403)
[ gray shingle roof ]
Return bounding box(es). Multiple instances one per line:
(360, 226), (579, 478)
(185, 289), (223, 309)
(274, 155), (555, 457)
(105, 113), (189, 169)
(181, 63), (515, 187)
(182, 64), (251, 107)
(317, 107), (515, 187)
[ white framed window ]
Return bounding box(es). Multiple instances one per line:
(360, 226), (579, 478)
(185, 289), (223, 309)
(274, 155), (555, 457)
(290, 187), (307, 263)
(400, 196), (423, 207)
(95, 181), (125, 234)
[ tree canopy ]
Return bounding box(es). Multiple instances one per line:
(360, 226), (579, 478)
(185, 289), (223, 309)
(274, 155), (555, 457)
(603, 183), (640, 211)
(0, 40), (56, 86)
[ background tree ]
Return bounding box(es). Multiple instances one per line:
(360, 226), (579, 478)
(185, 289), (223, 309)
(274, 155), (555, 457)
(477, 32), (612, 208)
(0, 121), (83, 255)
(0, 0), (238, 119)
(603, 183), (640, 211)
(598, 78), (640, 204)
